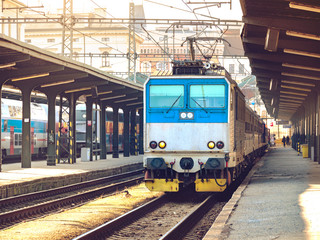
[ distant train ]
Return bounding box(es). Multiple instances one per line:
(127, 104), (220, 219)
(1, 100), (138, 161)
(75, 104), (126, 154)
(143, 62), (268, 192)
(1, 98), (47, 159)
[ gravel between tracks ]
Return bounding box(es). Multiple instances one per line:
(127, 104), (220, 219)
(0, 183), (162, 240)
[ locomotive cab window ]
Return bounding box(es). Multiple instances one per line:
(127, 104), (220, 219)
(189, 84), (225, 108)
(149, 85), (184, 108)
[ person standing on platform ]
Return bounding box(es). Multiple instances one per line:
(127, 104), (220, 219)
(282, 136), (286, 147)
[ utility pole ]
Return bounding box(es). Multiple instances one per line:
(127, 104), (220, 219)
(128, 2), (137, 82)
(61, 0), (74, 58)
(163, 35), (168, 70)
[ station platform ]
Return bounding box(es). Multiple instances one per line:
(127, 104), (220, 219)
(0, 154), (143, 199)
(204, 146), (320, 240)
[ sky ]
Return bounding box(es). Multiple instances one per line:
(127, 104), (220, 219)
(20, 0), (243, 20)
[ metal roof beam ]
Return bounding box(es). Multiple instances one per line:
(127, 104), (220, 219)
(245, 52), (320, 69)
(243, 36), (320, 54)
(98, 88), (139, 99)
(0, 53), (30, 64)
(243, 16), (320, 35)
(5, 65), (64, 82)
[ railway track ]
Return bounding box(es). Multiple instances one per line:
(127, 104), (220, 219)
(0, 169), (143, 229)
(73, 193), (220, 240)
(73, 155), (261, 240)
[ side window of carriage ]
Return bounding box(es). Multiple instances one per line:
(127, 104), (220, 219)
(3, 120), (8, 132)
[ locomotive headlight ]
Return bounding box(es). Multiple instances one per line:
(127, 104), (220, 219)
(149, 141), (157, 149)
(180, 112), (187, 119)
(187, 112), (194, 119)
(216, 141), (224, 149)
(158, 141), (166, 149)
(207, 141), (215, 149)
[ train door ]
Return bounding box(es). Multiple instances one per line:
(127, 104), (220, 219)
(31, 127), (34, 154)
(10, 126), (14, 155)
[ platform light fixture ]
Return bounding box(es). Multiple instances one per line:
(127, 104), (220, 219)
(286, 31), (320, 41)
(100, 94), (126, 101)
(280, 98), (303, 104)
(281, 85), (311, 92)
(0, 62), (16, 69)
(281, 72), (320, 81)
(41, 79), (75, 88)
(289, 2), (320, 13)
(284, 49), (320, 59)
(279, 102), (301, 106)
(126, 101), (143, 106)
(114, 97), (138, 103)
(11, 73), (49, 82)
(65, 87), (91, 93)
(280, 94), (305, 101)
(98, 91), (112, 95)
(281, 80), (315, 87)
(282, 63), (320, 72)
(85, 91), (113, 97)
(280, 90), (308, 97)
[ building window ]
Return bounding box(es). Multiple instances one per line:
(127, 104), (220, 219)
(15, 134), (22, 146)
(73, 38), (80, 42)
(25, 39), (31, 43)
(102, 51), (110, 67)
(229, 64), (235, 74)
(73, 52), (79, 61)
(239, 63), (245, 74)
(141, 61), (151, 72)
(101, 37), (110, 42)
(47, 38), (55, 43)
(156, 61), (166, 71)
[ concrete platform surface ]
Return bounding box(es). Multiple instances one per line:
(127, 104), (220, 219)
(204, 147), (320, 240)
(0, 154), (143, 198)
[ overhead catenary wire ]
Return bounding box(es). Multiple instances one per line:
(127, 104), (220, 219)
(20, 2), (127, 55)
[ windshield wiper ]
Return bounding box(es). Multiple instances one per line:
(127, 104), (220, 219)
(166, 94), (182, 113)
(191, 97), (208, 113)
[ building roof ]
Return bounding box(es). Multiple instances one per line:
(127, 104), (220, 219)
(240, 0), (320, 121)
(0, 34), (143, 108)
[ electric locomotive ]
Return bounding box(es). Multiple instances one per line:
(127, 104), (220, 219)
(143, 61), (268, 192)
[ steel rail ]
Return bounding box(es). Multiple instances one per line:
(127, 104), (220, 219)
(73, 195), (166, 240)
(0, 173), (143, 229)
(160, 195), (216, 240)
(0, 169), (143, 209)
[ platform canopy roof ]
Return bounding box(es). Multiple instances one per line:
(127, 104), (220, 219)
(0, 34), (143, 109)
(240, 0), (320, 121)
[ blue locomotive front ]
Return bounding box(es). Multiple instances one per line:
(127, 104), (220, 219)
(143, 76), (231, 192)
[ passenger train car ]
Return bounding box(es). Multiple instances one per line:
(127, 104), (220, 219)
(1, 98), (47, 159)
(75, 104), (126, 154)
(1, 99), (138, 161)
(143, 62), (268, 192)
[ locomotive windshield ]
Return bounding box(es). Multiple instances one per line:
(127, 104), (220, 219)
(149, 85), (184, 108)
(189, 84), (225, 108)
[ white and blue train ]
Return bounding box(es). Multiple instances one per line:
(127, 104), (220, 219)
(0, 99), (129, 161)
(143, 64), (268, 192)
(1, 98), (48, 159)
